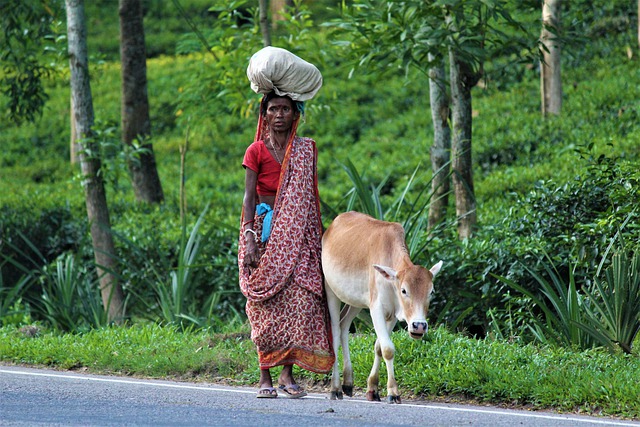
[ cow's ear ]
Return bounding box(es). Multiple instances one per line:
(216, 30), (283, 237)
(429, 260), (443, 277)
(373, 264), (397, 281)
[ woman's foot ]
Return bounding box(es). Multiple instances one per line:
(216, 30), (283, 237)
(257, 368), (276, 398)
(278, 383), (307, 399)
(277, 365), (307, 398)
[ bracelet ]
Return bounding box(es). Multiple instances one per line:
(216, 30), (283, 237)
(244, 229), (257, 239)
(242, 219), (254, 227)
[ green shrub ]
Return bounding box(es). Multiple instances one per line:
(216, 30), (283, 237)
(32, 253), (109, 332)
(2, 0), (640, 347)
(1, 204), (87, 290)
(581, 248), (640, 354)
(112, 205), (243, 324)
(0, 274), (31, 327)
(493, 253), (598, 350)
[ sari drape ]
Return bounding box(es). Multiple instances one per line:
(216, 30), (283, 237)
(237, 108), (334, 374)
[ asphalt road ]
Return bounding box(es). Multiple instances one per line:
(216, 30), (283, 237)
(1, 365), (638, 427)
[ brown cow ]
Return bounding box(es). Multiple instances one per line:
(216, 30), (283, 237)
(322, 211), (442, 404)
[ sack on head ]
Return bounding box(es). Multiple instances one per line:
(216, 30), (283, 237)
(247, 46), (322, 101)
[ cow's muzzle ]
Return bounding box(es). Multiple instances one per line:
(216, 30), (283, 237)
(409, 321), (428, 339)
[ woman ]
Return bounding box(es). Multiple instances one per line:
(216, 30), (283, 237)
(238, 92), (335, 399)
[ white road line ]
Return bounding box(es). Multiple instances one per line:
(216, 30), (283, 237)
(1, 368), (637, 426)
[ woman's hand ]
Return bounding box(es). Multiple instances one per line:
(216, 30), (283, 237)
(244, 236), (259, 272)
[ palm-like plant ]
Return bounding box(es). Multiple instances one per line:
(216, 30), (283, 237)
(579, 250), (640, 354)
(2, 232), (109, 331)
(494, 255), (596, 350)
(337, 158), (445, 257)
(0, 270), (30, 325)
(36, 253), (109, 332)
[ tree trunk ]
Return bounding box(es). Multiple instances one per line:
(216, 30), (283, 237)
(271, 0), (286, 23)
(259, 0), (271, 47)
(540, 0), (562, 116)
(66, 0), (125, 322)
(427, 53), (451, 231)
(448, 50), (477, 240)
(70, 95), (79, 164)
(119, 0), (164, 204)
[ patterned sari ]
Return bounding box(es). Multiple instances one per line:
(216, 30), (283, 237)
(238, 108), (335, 374)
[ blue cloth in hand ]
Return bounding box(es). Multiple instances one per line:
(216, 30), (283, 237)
(256, 203), (273, 243)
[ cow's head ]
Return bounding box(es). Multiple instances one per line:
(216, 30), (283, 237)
(373, 260), (443, 339)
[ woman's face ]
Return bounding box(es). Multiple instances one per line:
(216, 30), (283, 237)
(266, 97), (297, 133)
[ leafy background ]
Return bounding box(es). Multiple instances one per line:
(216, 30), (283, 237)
(1, 0), (639, 344)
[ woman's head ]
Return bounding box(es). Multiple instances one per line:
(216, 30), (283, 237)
(260, 92), (304, 117)
(263, 96), (298, 134)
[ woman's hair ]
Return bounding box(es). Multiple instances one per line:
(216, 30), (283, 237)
(260, 92), (305, 116)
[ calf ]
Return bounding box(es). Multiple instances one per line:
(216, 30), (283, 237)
(322, 211), (442, 403)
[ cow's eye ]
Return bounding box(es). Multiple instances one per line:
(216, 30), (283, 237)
(401, 288), (407, 295)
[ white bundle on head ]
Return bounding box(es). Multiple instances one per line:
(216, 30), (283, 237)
(247, 46), (322, 101)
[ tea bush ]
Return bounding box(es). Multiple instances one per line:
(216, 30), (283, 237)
(1, 0), (640, 341)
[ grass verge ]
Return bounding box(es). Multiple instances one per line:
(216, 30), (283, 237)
(1, 324), (639, 420)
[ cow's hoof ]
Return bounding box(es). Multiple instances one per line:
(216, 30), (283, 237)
(387, 395), (402, 404)
(330, 391), (343, 400)
(342, 385), (353, 397)
(366, 391), (381, 402)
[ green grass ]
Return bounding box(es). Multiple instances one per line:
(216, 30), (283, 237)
(2, 323), (640, 419)
(0, 322), (255, 381)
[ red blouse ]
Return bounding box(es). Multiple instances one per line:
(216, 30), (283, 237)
(243, 140), (282, 196)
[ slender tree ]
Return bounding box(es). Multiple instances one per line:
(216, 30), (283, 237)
(259, 0), (271, 47)
(427, 53), (451, 230)
(332, 1), (529, 238)
(540, 0), (562, 116)
(66, 0), (125, 322)
(443, 7), (485, 239)
(119, 0), (164, 204)
(448, 47), (479, 239)
(270, 0), (285, 23)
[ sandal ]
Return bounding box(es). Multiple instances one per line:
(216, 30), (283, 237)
(278, 384), (307, 399)
(256, 387), (278, 399)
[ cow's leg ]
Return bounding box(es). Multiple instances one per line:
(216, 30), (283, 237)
(325, 284), (343, 400)
(339, 304), (360, 397)
(366, 337), (382, 402)
(367, 309), (397, 402)
(383, 319), (401, 404)
(368, 316), (401, 404)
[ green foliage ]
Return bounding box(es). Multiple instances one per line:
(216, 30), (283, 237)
(338, 158), (386, 219)
(33, 253), (110, 332)
(334, 157), (442, 260)
(1, 204), (87, 294)
(400, 327), (640, 416)
(1, 0), (639, 354)
(580, 248), (640, 354)
(3, 232), (109, 332)
(155, 205), (213, 326)
(494, 237), (640, 355)
(434, 142), (640, 337)
(0, 273), (31, 327)
(329, 0), (537, 87)
(493, 253), (597, 350)
(114, 205), (243, 328)
(0, 0), (64, 124)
